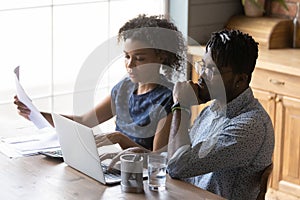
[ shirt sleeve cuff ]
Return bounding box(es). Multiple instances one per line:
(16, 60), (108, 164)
(168, 144), (190, 165)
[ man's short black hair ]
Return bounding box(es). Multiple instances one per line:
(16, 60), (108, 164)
(206, 29), (259, 83)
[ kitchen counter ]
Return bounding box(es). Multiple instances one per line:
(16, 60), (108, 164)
(257, 47), (300, 76)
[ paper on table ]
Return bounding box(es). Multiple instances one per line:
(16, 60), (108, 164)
(1, 127), (60, 157)
(14, 66), (52, 129)
(14, 130), (59, 153)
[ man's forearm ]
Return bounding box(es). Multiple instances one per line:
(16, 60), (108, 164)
(168, 109), (191, 159)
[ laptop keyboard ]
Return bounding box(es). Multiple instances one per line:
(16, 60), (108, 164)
(40, 148), (123, 183)
(101, 164), (121, 180)
(39, 149), (63, 158)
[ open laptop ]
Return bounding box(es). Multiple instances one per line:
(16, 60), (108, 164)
(51, 113), (123, 185)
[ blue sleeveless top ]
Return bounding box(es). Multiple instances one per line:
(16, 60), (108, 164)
(111, 75), (173, 150)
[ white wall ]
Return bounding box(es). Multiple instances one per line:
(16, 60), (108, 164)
(168, 0), (243, 45)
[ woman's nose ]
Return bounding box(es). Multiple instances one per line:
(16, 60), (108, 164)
(126, 58), (135, 68)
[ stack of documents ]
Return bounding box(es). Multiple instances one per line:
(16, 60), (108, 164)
(1, 127), (60, 157)
(0, 66), (60, 158)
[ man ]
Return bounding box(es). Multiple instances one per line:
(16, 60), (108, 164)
(167, 29), (274, 200)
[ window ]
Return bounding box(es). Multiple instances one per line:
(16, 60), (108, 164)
(0, 0), (166, 123)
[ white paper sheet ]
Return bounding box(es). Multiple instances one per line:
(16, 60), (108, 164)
(14, 66), (52, 129)
(1, 127), (60, 157)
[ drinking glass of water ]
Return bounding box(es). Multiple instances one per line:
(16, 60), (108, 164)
(147, 153), (167, 191)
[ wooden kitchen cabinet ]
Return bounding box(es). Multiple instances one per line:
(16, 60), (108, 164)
(244, 49), (300, 198)
(225, 15), (300, 198)
(277, 96), (300, 196)
(188, 46), (300, 198)
(249, 48), (300, 196)
(251, 69), (300, 197)
(251, 89), (276, 125)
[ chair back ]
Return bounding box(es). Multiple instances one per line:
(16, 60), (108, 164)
(256, 163), (273, 200)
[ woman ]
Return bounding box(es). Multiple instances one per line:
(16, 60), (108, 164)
(14, 14), (186, 155)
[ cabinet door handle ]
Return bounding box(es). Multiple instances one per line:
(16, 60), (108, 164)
(268, 95), (274, 101)
(275, 96), (282, 103)
(269, 79), (285, 86)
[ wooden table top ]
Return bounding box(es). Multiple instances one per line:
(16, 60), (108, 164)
(0, 152), (225, 200)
